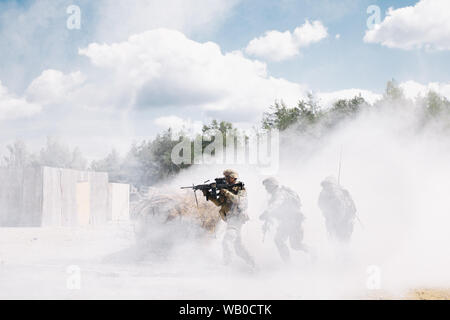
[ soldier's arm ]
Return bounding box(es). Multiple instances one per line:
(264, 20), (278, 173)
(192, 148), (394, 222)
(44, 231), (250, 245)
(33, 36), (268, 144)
(221, 188), (246, 204)
(202, 189), (223, 207)
(221, 188), (248, 212)
(318, 191), (331, 213)
(343, 190), (357, 215)
(210, 197), (224, 207)
(265, 192), (284, 215)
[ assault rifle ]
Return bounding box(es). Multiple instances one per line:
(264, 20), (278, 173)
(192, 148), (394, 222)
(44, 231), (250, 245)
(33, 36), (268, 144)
(181, 178), (244, 207)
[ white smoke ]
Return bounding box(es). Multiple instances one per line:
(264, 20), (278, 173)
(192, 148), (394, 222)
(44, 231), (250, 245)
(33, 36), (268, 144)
(145, 100), (450, 299)
(2, 95), (450, 299)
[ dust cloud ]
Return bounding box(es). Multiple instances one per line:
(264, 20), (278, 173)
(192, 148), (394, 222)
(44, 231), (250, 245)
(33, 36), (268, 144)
(1, 101), (450, 299)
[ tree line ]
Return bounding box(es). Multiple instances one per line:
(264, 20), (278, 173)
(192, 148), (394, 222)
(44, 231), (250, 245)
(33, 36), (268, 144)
(2, 80), (449, 188)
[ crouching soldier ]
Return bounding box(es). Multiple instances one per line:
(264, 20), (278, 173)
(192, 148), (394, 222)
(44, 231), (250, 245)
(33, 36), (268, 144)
(203, 169), (255, 268)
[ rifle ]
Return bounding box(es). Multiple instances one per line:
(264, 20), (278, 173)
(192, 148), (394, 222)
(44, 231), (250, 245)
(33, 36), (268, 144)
(262, 219), (271, 243)
(181, 178), (245, 207)
(259, 211), (272, 243)
(337, 147), (364, 229)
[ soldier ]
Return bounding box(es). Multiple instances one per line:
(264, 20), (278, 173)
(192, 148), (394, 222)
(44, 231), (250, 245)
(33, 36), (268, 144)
(260, 177), (307, 262)
(318, 176), (356, 243)
(203, 169), (255, 268)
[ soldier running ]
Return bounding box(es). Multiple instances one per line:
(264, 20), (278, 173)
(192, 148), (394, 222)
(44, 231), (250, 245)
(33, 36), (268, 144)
(260, 177), (308, 262)
(202, 169), (256, 268)
(318, 176), (357, 243)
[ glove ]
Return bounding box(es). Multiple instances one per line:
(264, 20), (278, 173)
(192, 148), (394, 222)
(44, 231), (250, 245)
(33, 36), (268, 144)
(202, 190), (211, 200)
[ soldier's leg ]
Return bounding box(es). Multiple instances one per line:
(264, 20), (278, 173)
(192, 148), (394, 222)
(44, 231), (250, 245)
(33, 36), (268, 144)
(222, 227), (237, 265)
(337, 222), (353, 243)
(234, 231), (255, 267)
(274, 226), (290, 262)
(289, 222), (307, 252)
(326, 219), (339, 241)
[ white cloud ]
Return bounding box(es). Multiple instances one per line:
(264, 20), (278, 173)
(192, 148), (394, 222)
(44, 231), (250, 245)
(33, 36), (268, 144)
(364, 0), (450, 50)
(154, 116), (204, 134)
(9, 23), (450, 159)
(0, 0), (240, 93)
(293, 20), (328, 47)
(26, 70), (86, 105)
(94, 0), (240, 41)
(245, 20), (328, 61)
(318, 81), (450, 109)
(0, 28), (309, 157)
(400, 80), (450, 100)
(0, 81), (41, 120)
(78, 28), (307, 120)
(317, 89), (382, 109)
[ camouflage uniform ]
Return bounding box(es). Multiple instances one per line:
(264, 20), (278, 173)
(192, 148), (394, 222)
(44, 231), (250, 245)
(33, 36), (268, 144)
(318, 176), (356, 242)
(207, 170), (255, 267)
(261, 178), (306, 261)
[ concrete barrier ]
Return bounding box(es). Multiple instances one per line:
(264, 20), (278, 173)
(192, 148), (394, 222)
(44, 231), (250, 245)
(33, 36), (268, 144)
(42, 167), (110, 226)
(88, 171), (109, 225)
(0, 168), (43, 227)
(0, 166), (129, 227)
(76, 182), (90, 225)
(108, 183), (130, 221)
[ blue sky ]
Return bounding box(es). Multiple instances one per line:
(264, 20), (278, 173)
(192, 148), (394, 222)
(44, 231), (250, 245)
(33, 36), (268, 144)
(1, 0), (446, 93)
(0, 0), (449, 158)
(199, 0), (447, 92)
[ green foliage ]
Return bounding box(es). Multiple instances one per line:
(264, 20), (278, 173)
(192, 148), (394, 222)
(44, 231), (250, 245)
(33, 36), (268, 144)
(199, 120), (243, 162)
(117, 129), (192, 187)
(261, 81), (450, 135)
(90, 149), (123, 181)
(262, 100), (300, 131)
(297, 93), (323, 126)
(2, 137), (87, 170)
(37, 137), (87, 170)
(202, 120), (234, 136)
(202, 120), (238, 151)
(262, 93), (364, 132)
(332, 95), (366, 116)
(150, 129), (188, 180)
(70, 147), (87, 170)
(383, 79), (405, 101)
(4, 80), (450, 187)
(326, 95), (367, 126)
(3, 140), (29, 168)
(424, 90), (450, 117)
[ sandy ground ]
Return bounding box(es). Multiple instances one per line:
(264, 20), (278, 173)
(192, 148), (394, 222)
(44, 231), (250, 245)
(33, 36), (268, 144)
(0, 225), (448, 300)
(405, 289), (450, 300)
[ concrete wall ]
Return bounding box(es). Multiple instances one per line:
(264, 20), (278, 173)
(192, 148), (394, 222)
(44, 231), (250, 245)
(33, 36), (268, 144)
(41, 167), (79, 226)
(108, 183), (130, 221)
(41, 167), (109, 227)
(0, 168), (43, 227)
(0, 167), (128, 227)
(87, 171), (109, 225)
(76, 182), (90, 226)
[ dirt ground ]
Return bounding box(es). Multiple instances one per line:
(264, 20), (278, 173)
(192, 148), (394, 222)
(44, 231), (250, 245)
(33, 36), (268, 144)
(1, 226), (448, 300)
(405, 289), (450, 300)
